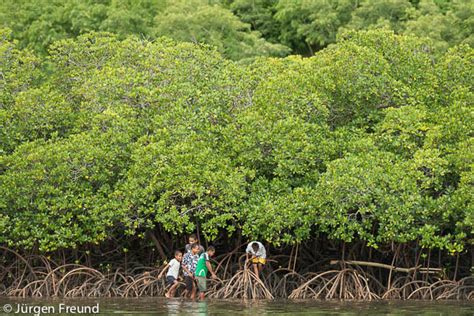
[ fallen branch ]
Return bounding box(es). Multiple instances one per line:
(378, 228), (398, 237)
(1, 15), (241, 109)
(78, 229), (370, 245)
(330, 260), (442, 274)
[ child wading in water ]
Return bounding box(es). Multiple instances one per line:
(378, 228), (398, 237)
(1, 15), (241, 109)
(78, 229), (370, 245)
(194, 246), (217, 300)
(158, 250), (183, 298)
(246, 241), (267, 280)
(181, 243), (200, 299)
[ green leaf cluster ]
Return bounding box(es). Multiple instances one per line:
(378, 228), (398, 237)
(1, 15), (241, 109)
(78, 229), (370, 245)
(0, 29), (472, 253)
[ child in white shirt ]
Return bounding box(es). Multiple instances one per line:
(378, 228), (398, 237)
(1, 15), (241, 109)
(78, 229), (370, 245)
(159, 250), (183, 298)
(246, 241), (267, 279)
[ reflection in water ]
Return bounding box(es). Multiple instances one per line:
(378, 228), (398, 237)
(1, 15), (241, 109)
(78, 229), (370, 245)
(164, 299), (182, 315)
(0, 297), (472, 315)
(197, 301), (208, 316)
(169, 300), (208, 316)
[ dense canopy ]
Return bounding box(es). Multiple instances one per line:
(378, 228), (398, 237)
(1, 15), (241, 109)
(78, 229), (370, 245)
(0, 26), (472, 255)
(1, 0), (472, 59)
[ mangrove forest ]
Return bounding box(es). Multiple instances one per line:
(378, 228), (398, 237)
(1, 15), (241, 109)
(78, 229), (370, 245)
(0, 0), (473, 301)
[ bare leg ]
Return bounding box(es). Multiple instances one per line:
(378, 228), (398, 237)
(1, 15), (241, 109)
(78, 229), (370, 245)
(199, 292), (205, 300)
(252, 263), (260, 280)
(167, 281), (179, 297)
(190, 282), (197, 300)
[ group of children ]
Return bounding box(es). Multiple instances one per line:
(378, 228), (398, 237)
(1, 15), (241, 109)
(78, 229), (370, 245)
(158, 234), (267, 299)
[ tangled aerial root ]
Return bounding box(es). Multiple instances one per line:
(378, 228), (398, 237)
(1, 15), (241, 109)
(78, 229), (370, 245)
(3, 264), (170, 298)
(263, 268), (306, 298)
(209, 269), (273, 299)
(289, 269), (379, 300)
(0, 249), (472, 300)
(383, 276), (474, 300)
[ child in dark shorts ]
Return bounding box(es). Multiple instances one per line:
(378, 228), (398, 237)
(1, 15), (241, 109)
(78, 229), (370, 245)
(158, 250), (183, 298)
(166, 275), (176, 286)
(181, 243), (200, 299)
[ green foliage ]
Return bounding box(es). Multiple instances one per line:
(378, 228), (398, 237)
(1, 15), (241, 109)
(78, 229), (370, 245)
(230, 0), (473, 55)
(0, 128), (133, 251)
(0, 29), (472, 255)
(229, 0), (282, 43)
(153, 0), (289, 61)
(275, 0), (356, 54)
(345, 0), (414, 33)
(2, 0), (472, 60)
(404, 0), (474, 52)
(0, 0), (288, 60)
(314, 149), (420, 246)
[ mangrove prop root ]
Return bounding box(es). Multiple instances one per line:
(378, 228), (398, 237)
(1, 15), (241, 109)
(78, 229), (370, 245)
(0, 253), (472, 300)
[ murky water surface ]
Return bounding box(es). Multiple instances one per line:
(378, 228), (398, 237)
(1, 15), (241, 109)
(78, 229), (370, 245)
(0, 298), (472, 315)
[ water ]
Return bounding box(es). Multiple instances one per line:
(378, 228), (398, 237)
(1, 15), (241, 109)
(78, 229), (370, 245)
(0, 298), (472, 315)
